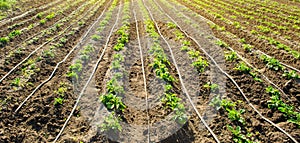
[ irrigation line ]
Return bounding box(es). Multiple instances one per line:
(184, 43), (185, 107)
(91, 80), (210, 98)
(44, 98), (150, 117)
(168, 0), (300, 74)
(14, 1), (110, 113)
(153, 1), (298, 142)
(256, 50), (300, 73)
(1, 0), (91, 58)
(142, 1), (221, 142)
(53, 3), (122, 142)
(0, 0), (61, 25)
(0, 0), (104, 84)
(133, 10), (150, 143)
(225, 47), (300, 111)
(161, 0), (300, 108)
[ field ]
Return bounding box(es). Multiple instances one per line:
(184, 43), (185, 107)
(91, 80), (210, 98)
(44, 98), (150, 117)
(0, 0), (299, 142)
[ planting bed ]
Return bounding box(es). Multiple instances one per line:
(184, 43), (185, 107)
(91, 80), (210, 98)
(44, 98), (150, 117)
(0, 0), (299, 143)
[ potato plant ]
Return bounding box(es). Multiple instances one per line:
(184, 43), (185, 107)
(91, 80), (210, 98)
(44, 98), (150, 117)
(266, 86), (300, 126)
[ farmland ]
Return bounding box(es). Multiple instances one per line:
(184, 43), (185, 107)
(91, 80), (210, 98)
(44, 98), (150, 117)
(0, 0), (299, 142)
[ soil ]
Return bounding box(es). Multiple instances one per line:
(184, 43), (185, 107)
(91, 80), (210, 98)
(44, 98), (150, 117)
(0, 0), (299, 142)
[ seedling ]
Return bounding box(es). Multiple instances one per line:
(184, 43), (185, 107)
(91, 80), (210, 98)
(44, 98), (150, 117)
(11, 77), (23, 87)
(161, 92), (181, 110)
(204, 82), (219, 92)
(167, 22), (177, 29)
(282, 70), (299, 79)
(242, 44), (253, 52)
(227, 125), (253, 143)
(55, 82), (68, 97)
(210, 95), (222, 110)
(215, 40), (228, 48)
(234, 62), (251, 73)
(36, 12), (43, 19)
(174, 30), (184, 41)
(66, 71), (78, 80)
(45, 12), (55, 20)
(172, 103), (188, 125)
(225, 51), (237, 61)
(54, 97), (63, 105)
(8, 30), (22, 39)
(192, 56), (208, 73)
(100, 93), (126, 112)
(92, 34), (101, 41)
(69, 60), (82, 72)
(100, 112), (122, 133)
(260, 55), (284, 71)
(249, 72), (263, 82)
(40, 19), (46, 25)
(0, 37), (9, 47)
(42, 49), (55, 62)
(187, 50), (200, 59)
(266, 86), (300, 126)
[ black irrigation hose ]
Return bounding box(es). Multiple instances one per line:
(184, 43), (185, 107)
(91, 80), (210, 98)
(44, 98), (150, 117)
(14, 0), (109, 113)
(142, 0), (221, 143)
(53, 2), (121, 142)
(153, 0), (298, 142)
(0, 0), (102, 83)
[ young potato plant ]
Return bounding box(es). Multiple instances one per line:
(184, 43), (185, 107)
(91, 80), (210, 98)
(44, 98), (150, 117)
(100, 112), (122, 133)
(167, 22), (177, 29)
(225, 51), (238, 61)
(92, 34), (101, 41)
(260, 55), (284, 71)
(234, 62), (252, 73)
(192, 56), (208, 73)
(266, 86), (300, 126)
(100, 77), (126, 112)
(8, 30), (22, 39)
(151, 58), (175, 83)
(161, 92), (181, 110)
(181, 40), (191, 51)
(204, 82), (219, 92)
(0, 36), (9, 47)
(53, 82), (68, 106)
(80, 44), (95, 62)
(172, 103), (188, 125)
(282, 70), (299, 79)
(100, 93), (126, 112)
(215, 40), (228, 48)
(42, 49), (55, 63)
(11, 77), (24, 88)
(242, 44), (253, 52)
(66, 60), (82, 80)
(174, 30), (184, 41)
(227, 125), (255, 143)
(210, 97), (246, 125)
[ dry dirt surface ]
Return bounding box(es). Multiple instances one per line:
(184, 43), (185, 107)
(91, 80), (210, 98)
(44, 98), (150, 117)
(0, 0), (299, 143)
